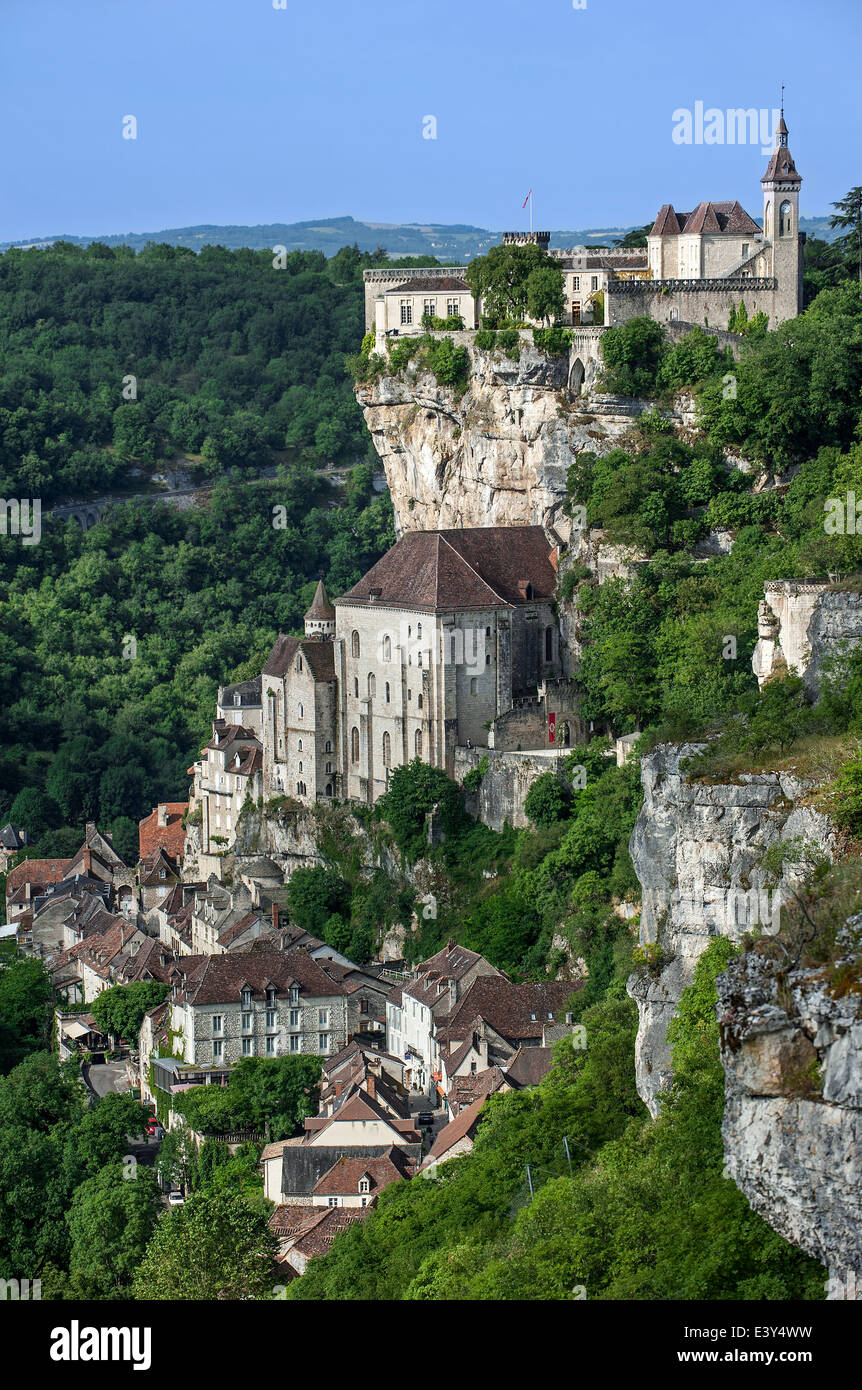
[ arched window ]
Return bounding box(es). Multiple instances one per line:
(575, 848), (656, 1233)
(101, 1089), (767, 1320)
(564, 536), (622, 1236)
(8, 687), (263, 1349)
(417, 652), (422, 667)
(297, 738), (302, 751)
(545, 626), (554, 662)
(354, 677), (359, 697)
(297, 656), (303, 672)
(368, 673), (376, 697)
(298, 703), (303, 719)
(382, 634), (391, 662)
(325, 761), (332, 773)
(779, 200), (792, 237)
(417, 622), (422, 639)
(298, 761), (302, 773)
(351, 727), (359, 763)
(417, 693), (423, 710)
(324, 740), (331, 752)
(485, 626), (491, 638)
(385, 682), (391, 703)
(470, 677), (478, 695)
(414, 729), (422, 756)
(382, 732), (391, 767)
(351, 630), (360, 658)
(325, 784), (332, 797)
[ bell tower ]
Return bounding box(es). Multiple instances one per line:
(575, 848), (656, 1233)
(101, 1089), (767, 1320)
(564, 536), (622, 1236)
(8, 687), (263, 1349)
(761, 103), (803, 322)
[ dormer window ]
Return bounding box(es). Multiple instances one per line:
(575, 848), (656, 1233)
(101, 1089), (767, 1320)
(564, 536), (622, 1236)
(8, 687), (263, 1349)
(266, 986), (277, 1007)
(242, 987), (252, 1008)
(358, 1177), (370, 1194)
(290, 984), (300, 1006)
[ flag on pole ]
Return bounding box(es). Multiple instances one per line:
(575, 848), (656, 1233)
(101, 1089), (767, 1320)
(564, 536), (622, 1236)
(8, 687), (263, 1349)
(522, 189), (532, 208)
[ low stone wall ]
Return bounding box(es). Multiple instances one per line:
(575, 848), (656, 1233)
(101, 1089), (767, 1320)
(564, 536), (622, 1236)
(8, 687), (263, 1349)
(455, 746), (568, 832)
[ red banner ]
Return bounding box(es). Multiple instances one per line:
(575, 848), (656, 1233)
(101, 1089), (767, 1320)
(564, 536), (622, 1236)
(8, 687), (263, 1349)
(548, 711), (556, 744)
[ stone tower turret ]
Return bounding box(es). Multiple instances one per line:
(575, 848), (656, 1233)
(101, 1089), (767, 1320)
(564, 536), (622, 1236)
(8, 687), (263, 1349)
(761, 107), (803, 321)
(304, 579), (336, 639)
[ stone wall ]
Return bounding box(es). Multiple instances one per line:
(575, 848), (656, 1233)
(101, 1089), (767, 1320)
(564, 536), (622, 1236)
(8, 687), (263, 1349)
(606, 277), (778, 333)
(455, 746), (569, 831)
(718, 938), (862, 1297)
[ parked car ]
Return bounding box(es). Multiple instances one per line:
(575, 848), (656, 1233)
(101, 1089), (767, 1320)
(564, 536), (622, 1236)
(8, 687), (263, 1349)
(145, 1118), (162, 1138)
(417, 1112), (434, 1128)
(167, 1190), (185, 1206)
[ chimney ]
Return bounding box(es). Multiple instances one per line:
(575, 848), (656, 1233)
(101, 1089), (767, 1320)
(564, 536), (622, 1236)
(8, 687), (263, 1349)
(335, 1082), (343, 1098)
(271, 901), (279, 932)
(120, 922), (126, 947)
(366, 1073), (375, 1099)
(157, 805), (169, 828)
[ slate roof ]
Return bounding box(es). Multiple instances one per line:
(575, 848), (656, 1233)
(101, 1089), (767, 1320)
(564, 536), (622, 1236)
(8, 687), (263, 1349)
(304, 580), (335, 621)
(761, 139), (801, 184)
(263, 634), (335, 681)
(649, 200), (761, 237)
(218, 676), (262, 707)
(335, 527), (557, 613)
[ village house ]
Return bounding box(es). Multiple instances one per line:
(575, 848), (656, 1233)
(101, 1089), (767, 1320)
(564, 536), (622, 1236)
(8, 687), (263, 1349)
(166, 944), (349, 1066)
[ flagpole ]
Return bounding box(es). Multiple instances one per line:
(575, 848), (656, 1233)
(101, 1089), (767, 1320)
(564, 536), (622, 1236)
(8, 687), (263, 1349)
(530, 192), (533, 236)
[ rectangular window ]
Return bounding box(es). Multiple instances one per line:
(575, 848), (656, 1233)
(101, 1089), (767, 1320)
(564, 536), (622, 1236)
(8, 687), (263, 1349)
(318, 1033), (329, 1053)
(423, 299), (435, 319)
(591, 276), (598, 291)
(289, 1009), (300, 1028)
(212, 1015), (223, 1035)
(572, 276), (580, 291)
(266, 1009), (277, 1031)
(242, 1037), (253, 1056)
(290, 1034), (301, 1053)
(400, 301), (412, 325)
(446, 299), (459, 316)
(266, 1035), (277, 1055)
(328, 1197), (339, 1208)
(318, 1009), (328, 1027)
(213, 1039), (223, 1059)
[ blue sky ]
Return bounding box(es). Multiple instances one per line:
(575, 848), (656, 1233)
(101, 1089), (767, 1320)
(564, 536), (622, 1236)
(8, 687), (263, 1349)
(1, 0), (857, 241)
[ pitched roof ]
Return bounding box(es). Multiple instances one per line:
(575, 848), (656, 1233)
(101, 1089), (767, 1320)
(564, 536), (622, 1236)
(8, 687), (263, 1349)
(385, 276), (470, 294)
(171, 945), (346, 1005)
(762, 131), (801, 186)
(423, 1094), (487, 1164)
(262, 634), (335, 681)
(505, 1045), (554, 1088)
(447, 1064), (508, 1115)
(650, 200), (761, 237)
(310, 1147), (411, 1196)
(138, 804), (188, 863)
(304, 579), (335, 621)
(445, 977), (578, 1043)
(335, 527), (557, 613)
(218, 676), (262, 708)
(5, 857), (72, 897)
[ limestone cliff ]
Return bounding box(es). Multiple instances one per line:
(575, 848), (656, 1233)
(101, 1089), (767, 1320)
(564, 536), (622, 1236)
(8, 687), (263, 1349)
(753, 579), (862, 696)
(628, 743), (835, 1116)
(718, 935), (862, 1298)
(355, 342), (659, 537)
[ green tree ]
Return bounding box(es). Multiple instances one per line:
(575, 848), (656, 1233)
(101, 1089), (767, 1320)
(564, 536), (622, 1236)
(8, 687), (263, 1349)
(0, 950), (53, 1073)
(90, 981), (170, 1045)
(66, 1164), (160, 1297)
(132, 1188), (279, 1299)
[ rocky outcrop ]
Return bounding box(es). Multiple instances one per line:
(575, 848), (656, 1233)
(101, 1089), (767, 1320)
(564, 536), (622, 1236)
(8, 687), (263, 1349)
(752, 579), (862, 696)
(628, 743), (835, 1116)
(355, 343), (666, 537)
(718, 933), (862, 1298)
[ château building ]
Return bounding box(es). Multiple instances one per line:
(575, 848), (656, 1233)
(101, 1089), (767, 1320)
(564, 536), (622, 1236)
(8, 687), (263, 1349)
(190, 526), (579, 855)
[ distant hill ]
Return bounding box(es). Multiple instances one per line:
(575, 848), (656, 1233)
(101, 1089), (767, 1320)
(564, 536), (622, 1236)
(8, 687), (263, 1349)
(0, 213), (841, 258)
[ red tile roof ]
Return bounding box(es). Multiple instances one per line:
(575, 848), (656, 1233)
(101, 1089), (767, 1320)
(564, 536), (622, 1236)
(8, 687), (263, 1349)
(5, 858), (72, 897)
(138, 804), (187, 862)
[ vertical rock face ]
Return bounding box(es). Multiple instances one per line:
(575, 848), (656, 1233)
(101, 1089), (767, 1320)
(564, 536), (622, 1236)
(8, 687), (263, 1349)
(627, 744), (835, 1116)
(717, 939), (862, 1298)
(752, 580), (862, 695)
(355, 345), (656, 537)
